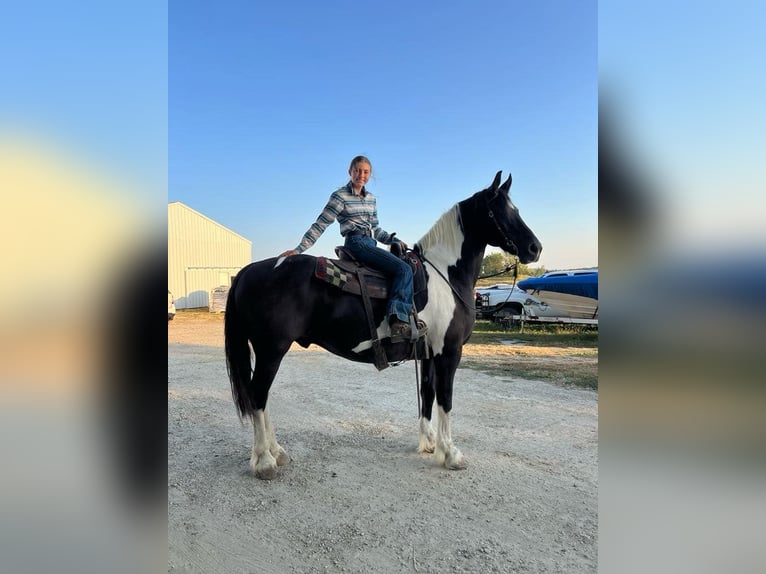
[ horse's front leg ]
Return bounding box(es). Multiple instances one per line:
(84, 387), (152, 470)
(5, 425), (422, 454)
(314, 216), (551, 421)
(433, 353), (467, 470)
(418, 358), (436, 454)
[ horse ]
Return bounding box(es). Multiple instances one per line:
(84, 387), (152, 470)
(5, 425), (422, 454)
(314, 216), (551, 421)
(224, 171), (542, 479)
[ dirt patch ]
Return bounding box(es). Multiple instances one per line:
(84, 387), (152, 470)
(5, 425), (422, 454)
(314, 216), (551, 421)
(168, 310), (226, 347)
(168, 311), (598, 573)
(168, 310), (596, 361)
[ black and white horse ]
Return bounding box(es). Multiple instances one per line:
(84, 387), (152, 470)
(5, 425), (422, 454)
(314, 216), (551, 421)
(224, 171), (542, 479)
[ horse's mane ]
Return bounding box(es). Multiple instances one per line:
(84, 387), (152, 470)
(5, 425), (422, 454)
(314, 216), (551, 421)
(416, 205), (463, 256)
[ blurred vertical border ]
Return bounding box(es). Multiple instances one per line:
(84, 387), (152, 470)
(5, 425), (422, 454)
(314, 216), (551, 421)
(0, 2), (167, 573)
(600, 1), (765, 572)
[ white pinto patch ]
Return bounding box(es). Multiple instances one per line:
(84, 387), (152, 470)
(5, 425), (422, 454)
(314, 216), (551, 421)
(416, 206), (464, 356)
(350, 317), (390, 353)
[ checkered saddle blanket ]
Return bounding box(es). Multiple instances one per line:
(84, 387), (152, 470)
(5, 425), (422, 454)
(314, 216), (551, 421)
(314, 257), (390, 299)
(313, 247), (425, 300)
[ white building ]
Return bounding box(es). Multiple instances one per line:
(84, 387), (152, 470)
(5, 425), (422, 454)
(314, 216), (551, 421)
(168, 202), (251, 309)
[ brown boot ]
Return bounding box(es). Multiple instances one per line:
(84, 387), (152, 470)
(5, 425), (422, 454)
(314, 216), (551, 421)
(389, 317), (412, 343)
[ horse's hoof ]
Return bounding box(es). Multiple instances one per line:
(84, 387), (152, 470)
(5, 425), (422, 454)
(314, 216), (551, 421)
(438, 447), (467, 470)
(251, 453), (278, 480)
(255, 466), (277, 480)
(445, 455), (468, 470)
(274, 448), (290, 466)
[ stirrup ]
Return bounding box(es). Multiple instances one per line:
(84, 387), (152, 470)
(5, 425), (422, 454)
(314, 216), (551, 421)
(409, 317), (428, 342)
(389, 320), (411, 343)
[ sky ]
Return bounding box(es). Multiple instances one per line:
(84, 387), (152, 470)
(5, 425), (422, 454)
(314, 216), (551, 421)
(169, 1), (598, 270)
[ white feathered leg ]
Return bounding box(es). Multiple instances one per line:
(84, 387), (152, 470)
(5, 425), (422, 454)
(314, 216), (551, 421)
(250, 409), (278, 479)
(263, 406), (289, 466)
(418, 416), (436, 453)
(434, 405), (467, 470)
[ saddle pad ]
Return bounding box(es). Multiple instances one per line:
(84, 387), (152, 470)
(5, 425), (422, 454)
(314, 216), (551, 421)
(315, 257), (389, 299)
(315, 257), (350, 288)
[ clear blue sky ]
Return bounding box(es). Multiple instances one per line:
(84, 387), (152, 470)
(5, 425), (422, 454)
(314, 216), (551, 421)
(169, 1), (598, 270)
(5, 2), (762, 271)
(2, 1), (596, 271)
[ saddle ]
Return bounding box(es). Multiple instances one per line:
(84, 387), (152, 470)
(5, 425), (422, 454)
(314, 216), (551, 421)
(314, 245), (426, 299)
(313, 244), (427, 371)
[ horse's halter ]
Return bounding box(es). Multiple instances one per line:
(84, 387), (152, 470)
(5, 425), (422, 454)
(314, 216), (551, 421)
(419, 199), (518, 313)
(485, 192), (520, 256)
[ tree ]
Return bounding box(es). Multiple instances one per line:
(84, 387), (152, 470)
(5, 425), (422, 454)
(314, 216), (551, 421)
(518, 263), (546, 277)
(480, 252), (546, 279)
(480, 252), (515, 276)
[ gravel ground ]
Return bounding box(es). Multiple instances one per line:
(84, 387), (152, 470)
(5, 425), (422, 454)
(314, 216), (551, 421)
(168, 314), (598, 573)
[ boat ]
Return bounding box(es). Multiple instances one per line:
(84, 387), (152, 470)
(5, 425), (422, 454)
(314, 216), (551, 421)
(517, 269), (598, 320)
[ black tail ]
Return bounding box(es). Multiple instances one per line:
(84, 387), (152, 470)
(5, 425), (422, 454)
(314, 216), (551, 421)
(224, 270), (255, 419)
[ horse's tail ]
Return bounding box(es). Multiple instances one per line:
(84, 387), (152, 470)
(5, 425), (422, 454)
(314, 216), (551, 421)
(224, 269), (254, 420)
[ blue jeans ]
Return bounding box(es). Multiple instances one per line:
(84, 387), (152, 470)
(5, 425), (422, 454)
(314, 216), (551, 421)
(344, 235), (413, 322)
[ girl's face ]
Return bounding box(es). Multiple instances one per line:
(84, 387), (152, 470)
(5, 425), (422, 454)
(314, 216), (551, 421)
(349, 161), (371, 190)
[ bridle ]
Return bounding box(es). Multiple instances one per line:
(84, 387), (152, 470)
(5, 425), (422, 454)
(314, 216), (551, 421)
(418, 253), (476, 311)
(416, 197), (520, 312)
(485, 192), (520, 257)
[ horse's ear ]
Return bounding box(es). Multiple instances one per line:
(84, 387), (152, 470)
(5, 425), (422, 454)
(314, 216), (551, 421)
(499, 172), (512, 195)
(490, 171), (502, 191)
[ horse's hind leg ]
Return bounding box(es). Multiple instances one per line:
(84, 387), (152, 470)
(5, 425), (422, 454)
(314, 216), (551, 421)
(264, 406), (288, 465)
(249, 350), (288, 480)
(250, 409), (278, 479)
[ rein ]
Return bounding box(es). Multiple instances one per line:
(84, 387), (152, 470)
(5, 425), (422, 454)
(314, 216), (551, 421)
(494, 267), (522, 310)
(418, 252), (476, 311)
(477, 263), (518, 280)
(414, 206), (476, 312)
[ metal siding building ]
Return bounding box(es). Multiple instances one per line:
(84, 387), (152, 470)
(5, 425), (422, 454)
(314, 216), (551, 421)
(168, 202), (251, 309)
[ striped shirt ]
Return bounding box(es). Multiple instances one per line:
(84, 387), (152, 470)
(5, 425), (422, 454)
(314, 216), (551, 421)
(295, 182), (397, 253)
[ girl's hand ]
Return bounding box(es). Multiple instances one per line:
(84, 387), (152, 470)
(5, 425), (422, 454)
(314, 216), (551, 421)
(279, 249), (299, 257)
